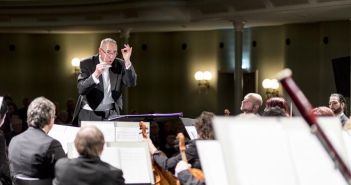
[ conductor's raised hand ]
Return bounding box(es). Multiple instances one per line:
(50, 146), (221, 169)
(121, 44), (132, 64)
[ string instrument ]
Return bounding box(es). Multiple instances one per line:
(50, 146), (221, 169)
(176, 133), (205, 183)
(139, 121), (177, 185)
(277, 69), (351, 184)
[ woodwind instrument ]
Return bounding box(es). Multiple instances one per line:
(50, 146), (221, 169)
(276, 69), (351, 184)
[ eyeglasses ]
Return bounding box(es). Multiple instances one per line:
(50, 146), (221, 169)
(100, 48), (117, 56)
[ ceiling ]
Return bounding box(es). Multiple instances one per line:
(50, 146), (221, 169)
(1, 0), (351, 33)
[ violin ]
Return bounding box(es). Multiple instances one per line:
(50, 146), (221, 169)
(139, 121), (177, 185)
(176, 133), (205, 182)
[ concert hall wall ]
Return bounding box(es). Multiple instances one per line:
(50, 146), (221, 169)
(0, 20), (349, 117)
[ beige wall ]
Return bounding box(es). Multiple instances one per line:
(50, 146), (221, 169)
(0, 20), (349, 116)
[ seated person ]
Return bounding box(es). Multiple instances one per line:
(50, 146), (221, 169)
(239, 93), (262, 116)
(0, 98), (12, 185)
(175, 161), (205, 185)
(262, 106), (289, 117)
(146, 111), (214, 183)
(311, 106), (335, 117)
(8, 97), (66, 179)
(53, 125), (125, 185)
(264, 97), (290, 117)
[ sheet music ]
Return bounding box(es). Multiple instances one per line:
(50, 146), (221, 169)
(48, 124), (79, 153)
(115, 127), (141, 141)
(226, 120), (297, 185)
(342, 130), (351, 168)
(185, 126), (198, 140)
(196, 141), (228, 185)
(213, 117), (349, 185)
(283, 118), (348, 185)
(81, 121), (115, 142)
(107, 141), (154, 184)
(101, 147), (121, 168)
(119, 147), (150, 183)
(115, 121), (149, 141)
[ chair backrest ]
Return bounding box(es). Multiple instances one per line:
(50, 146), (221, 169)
(13, 175), (52, 185)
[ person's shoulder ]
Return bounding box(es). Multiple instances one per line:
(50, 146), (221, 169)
(100, 160), (123, 173)
(56, 158), (70, 167)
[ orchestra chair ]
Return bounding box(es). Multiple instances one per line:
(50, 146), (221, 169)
(13, 175), (52, 185)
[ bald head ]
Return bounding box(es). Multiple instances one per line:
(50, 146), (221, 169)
(240, 93), (263, 114)
(74, 126), (105, 158)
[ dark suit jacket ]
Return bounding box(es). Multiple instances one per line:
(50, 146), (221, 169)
(72, 55), (137, 124)
(8, 127), (66, 179)
(54, 156), (125, 185)
(0, 131), (11, 185)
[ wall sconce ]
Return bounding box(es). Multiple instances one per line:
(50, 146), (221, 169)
(194, 71), (212, 89)
(71, 57), (80, 74)
(262, 78), (279, 98)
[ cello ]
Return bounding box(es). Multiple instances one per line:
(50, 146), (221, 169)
(176, 132), (205, 184)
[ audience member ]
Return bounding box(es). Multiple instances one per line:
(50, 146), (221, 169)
(239, 93), (262, 116)
(8, 97), (66, 179)
(329, 93), (349, 126)
(0, 97), (12, 185)
(53, 125), (125, 185)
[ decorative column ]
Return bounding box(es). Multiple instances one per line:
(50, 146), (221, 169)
(233, 21), (245, 115)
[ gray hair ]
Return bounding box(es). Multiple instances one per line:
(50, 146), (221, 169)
(247, 93), (263, 106)
(27, 97), (55, 128)
(100, 38), (117, 48)
(74, 125), (105, 158)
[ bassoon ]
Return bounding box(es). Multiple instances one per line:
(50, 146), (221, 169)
(276, 69), (351, 184)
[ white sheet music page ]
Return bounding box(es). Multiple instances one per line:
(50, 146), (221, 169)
(49, 124), (79, 153)
(119, 147), (150, 184)
(115, 121), (149, 141)
(283, 118), (348, 185)
(115, 127), (141, 141)
(81, 121), (115, 142)
(196, 140), (228, 185)
(185, 126), (198, 140)
(101, 146), (121, 168)
(214, 117), (298, 185)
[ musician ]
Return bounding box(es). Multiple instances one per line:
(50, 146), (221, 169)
(262, 97), (289, 117)
(8, 97), (66, 179)
(146, 111), (214, 183)
(239, 93), (262, 116)
(54, 125), (125, 185)
(329, 93), (349, 126)
(173, 160), (204, 185)
(311, 106), (334, 117)
(0, 98), (11, 185)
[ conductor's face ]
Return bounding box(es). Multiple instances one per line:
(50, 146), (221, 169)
(99, 42), (118, 65)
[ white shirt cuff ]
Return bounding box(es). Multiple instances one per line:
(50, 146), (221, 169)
(92, 74), (100, 84)
(125, 62), (132, 70)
